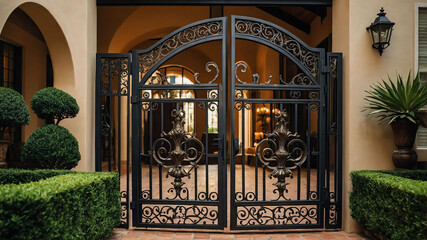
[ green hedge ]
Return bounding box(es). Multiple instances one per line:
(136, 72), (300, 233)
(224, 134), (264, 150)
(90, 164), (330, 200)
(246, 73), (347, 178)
(22, 125), (81, 170)
(350, 170), (427, 240)
(0, 169), (121, 240)
(0, 168), (74, 184)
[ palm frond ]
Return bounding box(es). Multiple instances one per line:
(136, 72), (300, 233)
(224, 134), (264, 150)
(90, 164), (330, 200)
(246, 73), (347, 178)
(364, 71), (427, 124)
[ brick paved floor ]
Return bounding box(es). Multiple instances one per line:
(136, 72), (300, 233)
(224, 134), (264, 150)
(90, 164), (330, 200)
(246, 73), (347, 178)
(107, 229), (370, 240)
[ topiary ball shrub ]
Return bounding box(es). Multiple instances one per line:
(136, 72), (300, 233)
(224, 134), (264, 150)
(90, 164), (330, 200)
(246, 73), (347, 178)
(22, 124), (81, 169)
(31, 87), (79, 125)
(0, 87), (30, 133)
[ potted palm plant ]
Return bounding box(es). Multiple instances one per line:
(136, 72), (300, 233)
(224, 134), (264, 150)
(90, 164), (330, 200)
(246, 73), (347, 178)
(364, 71), (427, 169)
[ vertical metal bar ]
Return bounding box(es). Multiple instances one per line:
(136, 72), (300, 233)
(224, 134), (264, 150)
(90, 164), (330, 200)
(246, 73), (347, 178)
(118, 61), (122, 178)
(219, 16), (228, 229)
(318, 50), (326, 227)
(242, 104), (246, 197)
(194, 160), (198, 199)
(306, 103), (311, 200)
(255, 146), (258, 201)
(336, 53), (343, 228)
(131, 49), (140, 227)
(230, 15), (237, 229)
(262, 166), (266, 201)
(325, 56), (331, 219)
(205, 100), (209, 198)
(295, 104), (300, 200)
(159, 103), (163, 200)
(149, 103), (153, 198)
(126, 56), (130, 227)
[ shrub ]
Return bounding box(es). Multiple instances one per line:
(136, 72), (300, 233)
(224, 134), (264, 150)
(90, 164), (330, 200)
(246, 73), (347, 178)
(363, 71), (427, 124)
(31, 87), (79, 125)
(0, 87), (30, 135)
(0, 169), (120, 240)
(22, 124), (80, 169)
(0, 168), (74, 184)
(350, 170), (427, 240)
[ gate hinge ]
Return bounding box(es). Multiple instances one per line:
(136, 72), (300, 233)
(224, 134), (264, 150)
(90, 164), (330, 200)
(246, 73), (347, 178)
(321, 60), (331, 73)
(130, 202), (136, 209)
(131, 96), (139, 104)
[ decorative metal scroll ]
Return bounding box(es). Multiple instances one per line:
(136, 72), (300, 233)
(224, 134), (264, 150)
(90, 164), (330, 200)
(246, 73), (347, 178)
(237, 205), (317, 226)
(194, 61), (220, 84)
(146, 72), (169, 85)
(141, 205), (218, 225)
(146, 61), (220, 85)
(151, 109), (204, 200)
(255, 110), (308, 200)
(234, 89), (252, 111)
(234, 18), (319, 80)
(100, 105), (111, 136)
(120, 191), (128, 225)
(100, 58), (129, 95)
(139, 20), (223, 81)
(235, 61), (315, 85)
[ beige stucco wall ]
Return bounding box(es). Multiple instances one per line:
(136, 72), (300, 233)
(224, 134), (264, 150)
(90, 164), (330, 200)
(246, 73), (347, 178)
(0, 19), (47, 140)
(0, 0), (97, 171)
(332, 0), (427, 232)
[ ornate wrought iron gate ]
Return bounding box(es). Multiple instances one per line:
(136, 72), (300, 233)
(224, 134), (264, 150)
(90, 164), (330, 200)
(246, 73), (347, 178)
(130, 17), (228, 229)
(95, 15), (342, 230)
(229, 16), (341, 230)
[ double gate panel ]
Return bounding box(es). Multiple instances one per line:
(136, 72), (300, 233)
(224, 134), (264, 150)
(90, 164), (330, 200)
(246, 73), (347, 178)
(95, 15), (342, 230)
(230, 16), (326, 230)
(131, 17), (228, 229)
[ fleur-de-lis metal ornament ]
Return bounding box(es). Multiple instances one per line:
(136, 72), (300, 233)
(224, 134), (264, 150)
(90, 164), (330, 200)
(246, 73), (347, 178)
(151, 109), (204, 200)
(255, 110), (308, 200)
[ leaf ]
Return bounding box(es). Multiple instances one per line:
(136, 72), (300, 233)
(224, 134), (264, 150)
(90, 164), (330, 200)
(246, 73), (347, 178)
(364, 71), (427, 124)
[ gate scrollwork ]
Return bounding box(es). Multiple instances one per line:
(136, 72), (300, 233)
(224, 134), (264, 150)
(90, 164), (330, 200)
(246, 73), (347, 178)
(255, 110), (308, 200)
(151, 109), (205, 200)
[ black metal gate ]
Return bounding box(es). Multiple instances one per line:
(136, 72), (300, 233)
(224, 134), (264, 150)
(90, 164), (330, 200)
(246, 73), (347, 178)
(95, 15), (342, 230)
(229, 16), (341, 230)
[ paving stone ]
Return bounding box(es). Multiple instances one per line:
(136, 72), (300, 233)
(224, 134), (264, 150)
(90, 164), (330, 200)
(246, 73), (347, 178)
(112, 229), (368, 240)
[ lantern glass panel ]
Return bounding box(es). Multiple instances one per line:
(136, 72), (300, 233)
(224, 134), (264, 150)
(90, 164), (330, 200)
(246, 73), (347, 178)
(371, 25), (380, 48)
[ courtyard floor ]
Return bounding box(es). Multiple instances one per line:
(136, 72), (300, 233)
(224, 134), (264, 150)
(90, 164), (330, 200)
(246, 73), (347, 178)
(108, 229), (369, 240)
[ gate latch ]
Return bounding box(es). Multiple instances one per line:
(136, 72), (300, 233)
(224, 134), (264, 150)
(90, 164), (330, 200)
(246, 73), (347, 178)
(321, 60), (331, 73)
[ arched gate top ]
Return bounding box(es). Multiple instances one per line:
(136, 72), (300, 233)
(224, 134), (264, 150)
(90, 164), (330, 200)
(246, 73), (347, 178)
(231, 15), (323, 85)
(135, 17), (227, 86)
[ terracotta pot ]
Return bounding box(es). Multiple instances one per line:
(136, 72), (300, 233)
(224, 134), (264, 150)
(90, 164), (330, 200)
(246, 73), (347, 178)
(415, 110), (427, 128)
(390, 119), (419, 149)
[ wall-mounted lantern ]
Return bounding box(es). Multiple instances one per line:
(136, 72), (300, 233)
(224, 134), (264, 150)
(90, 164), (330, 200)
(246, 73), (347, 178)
(366, 7), (395, 56)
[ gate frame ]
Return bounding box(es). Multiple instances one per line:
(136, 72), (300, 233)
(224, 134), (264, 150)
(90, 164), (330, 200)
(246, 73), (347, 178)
(95, 14), (342, 230)
(229, 15), (328, 230)
(130, 17), (228, 229)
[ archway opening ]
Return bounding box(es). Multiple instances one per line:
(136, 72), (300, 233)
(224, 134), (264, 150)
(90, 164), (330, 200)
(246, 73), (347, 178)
(0, 2), (75, 167)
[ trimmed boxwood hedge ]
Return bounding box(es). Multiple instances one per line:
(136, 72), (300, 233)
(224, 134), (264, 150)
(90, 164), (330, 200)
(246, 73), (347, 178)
(350, 170), (427, 240)
(22, 124), (81, 170)
(0, 169), (121, 240)
(0, 168), (74, 184)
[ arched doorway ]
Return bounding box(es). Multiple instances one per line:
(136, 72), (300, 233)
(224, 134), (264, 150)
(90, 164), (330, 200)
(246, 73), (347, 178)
(0, 2), (74, 167)
(96, 16), (342, 230)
